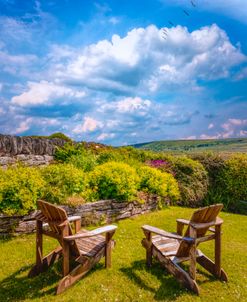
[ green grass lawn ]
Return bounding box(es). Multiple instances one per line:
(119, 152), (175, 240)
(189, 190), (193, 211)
(0, 207), (246, 301)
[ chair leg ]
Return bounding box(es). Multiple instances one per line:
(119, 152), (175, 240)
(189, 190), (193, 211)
(142, 230), (152, 267)
(63, 245), (70, 276)
(74, 219), (81, 233)
(215, 224), (222, 278)
(189, 226), (197, 280)
(28, 220), (43, 277)
(57, 247), (105, 294)
(105, 231), (115, 268)
(62, 229), (70, 277)
(29, 219), (63, 278)
(36, 220), (43, 269)
(189, 244), (197, 280)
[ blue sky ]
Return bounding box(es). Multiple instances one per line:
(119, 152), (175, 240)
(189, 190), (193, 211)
(0, 0), (247, 145)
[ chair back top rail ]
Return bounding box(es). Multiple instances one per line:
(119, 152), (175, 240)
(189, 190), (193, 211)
(177, 204), (223, 257)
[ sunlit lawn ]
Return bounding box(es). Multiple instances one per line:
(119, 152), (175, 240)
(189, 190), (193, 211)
(0, 206), (246, 301)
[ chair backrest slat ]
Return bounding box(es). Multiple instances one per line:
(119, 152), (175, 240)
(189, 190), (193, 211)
(176, 204), (223, 257)
(38, 200), (68, 234)
(37, 200), (80, 256)
(187, 204), (223, 237)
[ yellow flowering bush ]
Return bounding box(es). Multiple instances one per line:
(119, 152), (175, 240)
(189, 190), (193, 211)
(41, 164), (86, 204)
(87, 162), (140, 202)
(138, 166), (180, 203)
(0, 165), (45, 215)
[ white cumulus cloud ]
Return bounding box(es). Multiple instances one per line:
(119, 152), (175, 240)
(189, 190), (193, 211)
(11, 81), (86, 106)
(97, 132), (115, 141)
(221, 118), (247, 138)
(49, 24), (245, 94)
(100, 97), (151, 115)
(15, 117), (33, 134)
(200, 118), (247, 139)
(116, 97), (151, 113)
(73, 117), (103, 134)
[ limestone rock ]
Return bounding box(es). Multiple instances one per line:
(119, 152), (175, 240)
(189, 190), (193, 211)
(0, 134), (66, 156)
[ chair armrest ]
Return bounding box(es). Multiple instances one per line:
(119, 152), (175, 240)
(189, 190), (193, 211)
(42, 215), (81, 229)
(64, 225), (117, 241)
(142, 225), (194, 243)
(176, 219), (190, 225)
(68, 215), (81, 222)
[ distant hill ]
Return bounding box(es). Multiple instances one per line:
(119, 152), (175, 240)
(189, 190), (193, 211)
(132, 138), (247, 153)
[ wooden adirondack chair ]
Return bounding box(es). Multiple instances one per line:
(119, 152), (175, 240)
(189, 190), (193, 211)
(28, 200), (117, 294)
(141, 204), (228, 295)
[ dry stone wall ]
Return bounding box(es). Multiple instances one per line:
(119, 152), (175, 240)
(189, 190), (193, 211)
(0, 197), (162, 236)
(0, 134), (66, 167)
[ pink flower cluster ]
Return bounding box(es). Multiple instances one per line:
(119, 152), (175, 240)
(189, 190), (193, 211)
(147, 159), (176, 177)
(148, 159), (169, 168)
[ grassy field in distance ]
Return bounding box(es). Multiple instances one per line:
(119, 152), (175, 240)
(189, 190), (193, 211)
(132, 137), (247, 153)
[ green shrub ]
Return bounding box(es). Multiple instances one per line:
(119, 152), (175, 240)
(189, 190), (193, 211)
(68, 153), (97, 172)
(192, 152), (228, 209)
(0, 165), (45, 215)
(30, 132), (72, 142)
(55, 143), (97, 171)
(192, 153), (247, 213)
(216, 154), (247, 213)
(96, 150), (119, 165)
(48, 132), (72, 142)
(41, 164), (86, 204)
(87, 162), (140, 202)
(191, 152), (226, 186)
(54, 143), (81, 162)
(170, 156), (209, 207)
(116, 147), (158, 163)
(138, 166), (180, 203)
(96, 148), (147, 169)
(146, 156), (209, 207)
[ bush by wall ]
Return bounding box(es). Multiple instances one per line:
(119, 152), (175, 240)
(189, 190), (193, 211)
(147, 156), (209, 207)
(87, 162), (140, 202)
(41, 164), (86, 204)
(138, 166), (180, 203)
(0, 165), (45, 215)
(191, 152), (226, 186)
(170, 156), (209, 207)
(95, 147), (156, 167)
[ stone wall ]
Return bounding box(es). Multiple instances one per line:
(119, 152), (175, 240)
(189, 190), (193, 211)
(0, 155), (54, 168)
(0, 134), (66, 156)
(0, 134), (66, 167)
(0, 197), (162, 236)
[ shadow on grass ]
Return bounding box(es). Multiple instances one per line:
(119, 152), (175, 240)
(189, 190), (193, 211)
(120, 259), (218, 301)
(120, 260), (188, 301)
(0, 261), (104, 301)
(0, 264), (60, 301)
